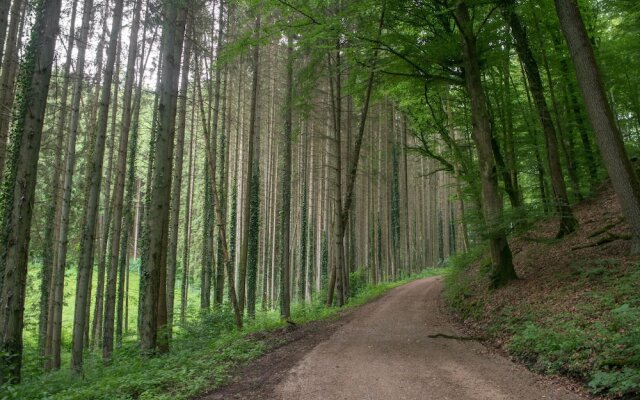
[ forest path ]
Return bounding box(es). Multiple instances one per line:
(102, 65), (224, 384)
(203, 277), (589, 400)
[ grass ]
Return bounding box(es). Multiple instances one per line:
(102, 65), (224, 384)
(444, 248), (640, 398)
(3, 267), (448, 399)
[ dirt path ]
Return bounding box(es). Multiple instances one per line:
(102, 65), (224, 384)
(203, 277), (590, 400)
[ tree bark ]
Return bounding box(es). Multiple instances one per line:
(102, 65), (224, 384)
(195, 51), (242, 328)
(280, 34), (294, 319)
(238, 12), (261, 317)
(555, 0), (640, 253)
(44, 0), (94, 371)
(0, 0), (62, 383)
(502, 0), (577, 237)
(167, 12), (192, 332)
(454, 1), (517, 288)
(71, 0), (124, 371)
(102, 0), (142, 360)
(41, 0), (76, 367)
(140, 0), (187, 354)
(0, 0), (26, 181)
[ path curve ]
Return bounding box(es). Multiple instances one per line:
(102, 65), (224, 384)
(275, 277), (584, 400)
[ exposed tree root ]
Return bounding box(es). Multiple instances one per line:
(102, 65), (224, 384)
(587, 218), (625, 239)
(572, 233), (631, 250)
(427, 333), (484, 341)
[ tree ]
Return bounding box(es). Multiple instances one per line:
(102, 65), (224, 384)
(454, 1), (517, 288)
(0, 0), (63, 383)
(168, 11), (192, 333)
(238, 10), (261, 318)
(554, 0), (640, 254)
(42, 0), (77, 369)
(280, 33), (294, 319)
(102, 0), (143, 360)
(71, 0), (124, 371)
(46, 0), (95, 370)
(501, 0), (577, 237)
(139, 0), (187, 354)
(0, 0), (26, 180)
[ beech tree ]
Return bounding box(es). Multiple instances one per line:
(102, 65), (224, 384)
(554, 0), (640, 254)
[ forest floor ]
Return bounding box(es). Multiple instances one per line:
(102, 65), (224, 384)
(446, 182), (640, 398)
(200, 277), (591, 399)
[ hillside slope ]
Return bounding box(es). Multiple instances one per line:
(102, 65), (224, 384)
(446, 183), (640, 398)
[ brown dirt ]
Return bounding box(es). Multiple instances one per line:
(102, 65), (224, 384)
(200, 277), (592, 399)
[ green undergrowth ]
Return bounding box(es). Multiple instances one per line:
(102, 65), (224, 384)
(445, 249), (640, 398)
(3, 267), (447, 400)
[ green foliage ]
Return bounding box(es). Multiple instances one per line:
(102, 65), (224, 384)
(443, 246), (487, 320)
(348, 268), (368, 298)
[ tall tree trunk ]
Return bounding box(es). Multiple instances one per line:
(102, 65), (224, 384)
(326, 44), (344, 307)
(41, 0), (76, 365)
(238, 12), (261, 317)
(167, 13), (192, 332)
(280, 34), (294, 319)
(102, 0), (142, 359)
(215, 66), (230, 307)
(195, 51), (242, 329)
(327, 3), (384, 305)
(181, 125), (196, 325)
(0, 0), (26, 181)
(502, 0), (577, 237)
(45, 0), (94, 371)
(93, 36), (121, 350)
(0, 0), (10, 66)
(555, 0), (640, 253)
(71, 0), (124, 371)
(454, 1), (517, 288)
(140, 0), (187, 354)
(0, 0), (62, 383)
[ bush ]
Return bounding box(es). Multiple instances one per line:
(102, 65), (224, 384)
(349, 268), (368, 298)
(443, 246), (487, 320)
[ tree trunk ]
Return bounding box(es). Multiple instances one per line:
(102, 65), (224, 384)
(238, 13), (261, 317)
(0, 0), (10, 66)
(454, 1), (517, 288)
(555, 0), (640, 253)
(102, 0), (142, 360)
(41, 0), (76, 366)
(140, 0), (187, 354)
(71, 0), (124, 371)
(0, 0), (26, 181)
(44, 0), (94, 371)
(326, 44), (344, 307)
(0, 0), (62, 383)
(280, 34), (294, 319)
(327, 3), (384, 305)
(195, 51), (242, 328)
(167, 12), (192, 333)
(502, 0), (577, 237)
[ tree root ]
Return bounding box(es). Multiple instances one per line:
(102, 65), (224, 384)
(427, 333), (484, 341)
(588, 218), (624, 239)
(572, 233), (631, 250)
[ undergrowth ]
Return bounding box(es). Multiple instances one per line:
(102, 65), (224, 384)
(2, 267), (447, 400)
(445, 248), (640, 398)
